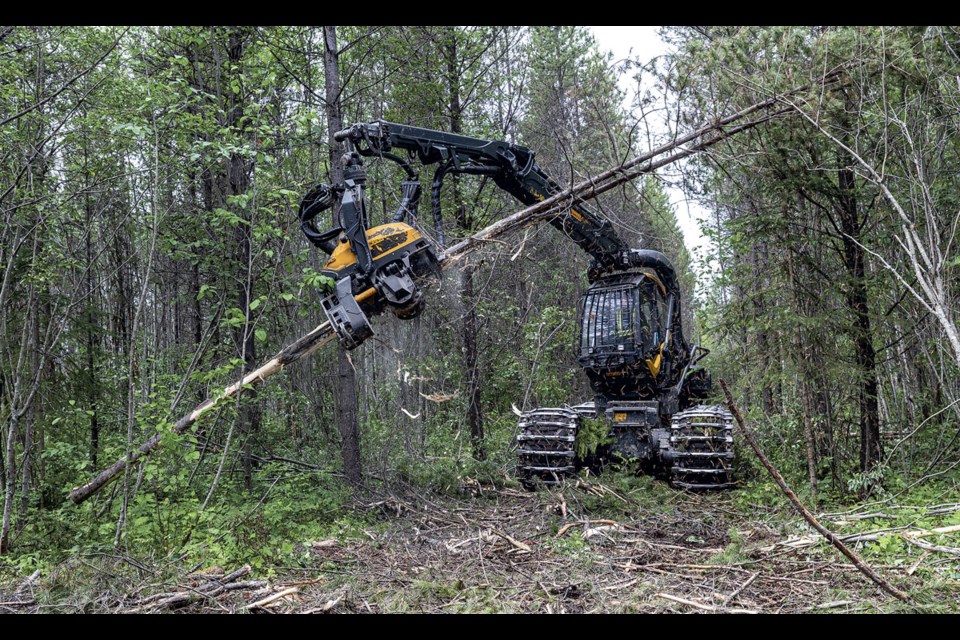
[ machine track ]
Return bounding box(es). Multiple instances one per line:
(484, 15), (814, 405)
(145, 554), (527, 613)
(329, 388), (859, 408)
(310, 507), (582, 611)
(667, 405), (736, 490)
(516, 408), (579, 488)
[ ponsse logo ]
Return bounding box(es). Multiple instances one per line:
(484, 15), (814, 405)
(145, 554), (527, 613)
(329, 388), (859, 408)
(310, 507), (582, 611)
(368, 225), (402, 241)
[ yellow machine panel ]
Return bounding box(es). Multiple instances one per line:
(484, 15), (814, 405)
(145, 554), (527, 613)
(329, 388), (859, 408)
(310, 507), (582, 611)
(323, 222), (424, 272)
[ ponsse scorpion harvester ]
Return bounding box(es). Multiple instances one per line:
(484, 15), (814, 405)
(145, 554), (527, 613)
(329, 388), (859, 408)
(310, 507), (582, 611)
(299, 121), (735, 490)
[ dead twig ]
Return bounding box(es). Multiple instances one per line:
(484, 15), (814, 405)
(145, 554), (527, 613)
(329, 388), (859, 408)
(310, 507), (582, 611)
(902, 536), (960, 556)
(244, 586), (299, 610)
(721, 571), (759, 607)
(556, 519), (617, 538)
(0, 597), (35, 607)
(129, 565), (262, 612)
(16, 569), (40, 594)
(302, 593), (344, 614)
(491, 528), (532, 553)
(656, 592), (758, 614)
(808, 600), (859, 610)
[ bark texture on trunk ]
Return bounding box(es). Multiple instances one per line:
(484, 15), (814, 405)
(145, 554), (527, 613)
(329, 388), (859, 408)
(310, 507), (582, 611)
(837, 158), (882, 485)
(446, 29), (485, 460)
(226, 27), (260, 492)
(324, 25), (363, 487)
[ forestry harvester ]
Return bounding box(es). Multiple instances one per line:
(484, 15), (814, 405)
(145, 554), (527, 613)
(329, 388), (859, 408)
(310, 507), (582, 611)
(299, 121), (735, 490)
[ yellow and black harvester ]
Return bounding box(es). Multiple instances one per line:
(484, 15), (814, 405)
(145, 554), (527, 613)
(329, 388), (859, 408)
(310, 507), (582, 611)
(300, 121), (734, 490)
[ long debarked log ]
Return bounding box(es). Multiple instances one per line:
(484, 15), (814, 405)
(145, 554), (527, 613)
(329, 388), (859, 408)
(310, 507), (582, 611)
(439, 71), (847, 265)
(68, 321), (336, 504)
(440, 107), (789, 267)
(440, 109), (788, 267)
(70, 80), (840, 506)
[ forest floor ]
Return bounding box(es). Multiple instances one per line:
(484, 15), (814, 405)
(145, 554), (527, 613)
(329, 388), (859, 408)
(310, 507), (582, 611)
(3, 474), (958, 613)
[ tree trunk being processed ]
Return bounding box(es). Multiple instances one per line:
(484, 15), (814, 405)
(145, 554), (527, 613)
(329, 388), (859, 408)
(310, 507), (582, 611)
(68, 321), (337, 505)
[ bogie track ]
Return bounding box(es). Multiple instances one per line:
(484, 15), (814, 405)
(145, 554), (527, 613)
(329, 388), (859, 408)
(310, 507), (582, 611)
(516, 403), (736, 490)
(516, 408), (578, 488)
(667, 405), (736, 490)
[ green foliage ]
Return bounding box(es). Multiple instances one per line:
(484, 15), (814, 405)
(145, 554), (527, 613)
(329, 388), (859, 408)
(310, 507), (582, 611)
(302, 267), (335, 292)
(541, 529), (591, 557)
(664, 25), (960, 501)
(846, 466), (892, 500)
(575, 417), (613, 459)
(516, 304), (578, 408)
(707, 528), (747, 565)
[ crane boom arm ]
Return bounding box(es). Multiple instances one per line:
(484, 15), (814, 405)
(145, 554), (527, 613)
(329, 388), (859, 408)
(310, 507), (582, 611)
(334, 121), (629, 271)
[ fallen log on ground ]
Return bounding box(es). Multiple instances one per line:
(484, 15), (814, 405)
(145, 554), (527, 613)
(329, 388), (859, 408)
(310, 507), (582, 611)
(773, 523), (960, 549)
(128, 565), (265, 612)
(70, 78), (840, 506)
(719, 379), (917, 607)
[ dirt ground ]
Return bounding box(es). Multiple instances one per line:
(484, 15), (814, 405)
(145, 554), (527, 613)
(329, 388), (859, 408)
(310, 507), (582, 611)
(276, 481), (918, 614)
(6, 475), (953, 614)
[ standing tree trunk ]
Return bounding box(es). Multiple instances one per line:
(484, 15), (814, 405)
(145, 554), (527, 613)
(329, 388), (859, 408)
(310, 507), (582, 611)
(445, 28), (485, 460)
(324, 25), (363, 487)
(2, 286), (40, 553)
(786, 246), (818, 503)
(18, 307), (39, 525)
(224, 27), (260, 491)
(1, 412), (18, 553)
(84, 143), (100, 471)
(837, 153), (882, 491)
